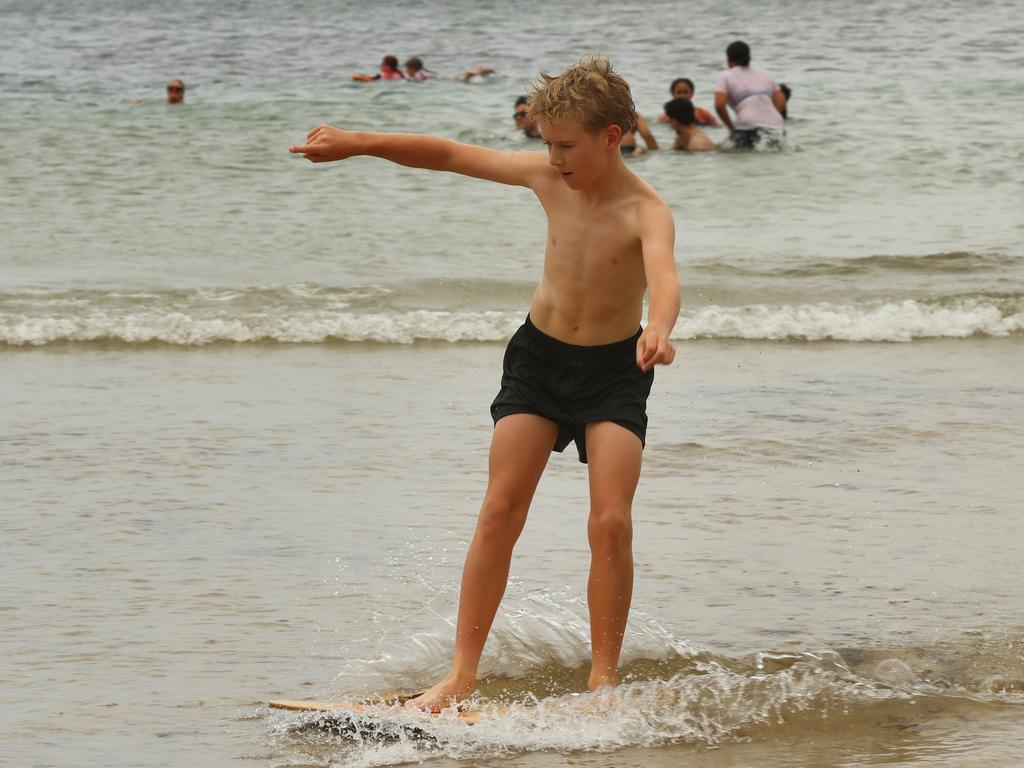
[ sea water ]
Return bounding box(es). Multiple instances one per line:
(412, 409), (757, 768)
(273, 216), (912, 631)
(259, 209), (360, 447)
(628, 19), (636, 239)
(2, 1), (1023, 766)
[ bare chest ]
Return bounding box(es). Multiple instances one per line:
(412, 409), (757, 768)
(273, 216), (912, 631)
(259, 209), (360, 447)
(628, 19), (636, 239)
(545, 206), (642, 278)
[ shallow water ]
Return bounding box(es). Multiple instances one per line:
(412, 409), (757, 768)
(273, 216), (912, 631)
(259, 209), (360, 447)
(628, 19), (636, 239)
(2, 0), (1023, 766)
(4, 341), (1024, 766)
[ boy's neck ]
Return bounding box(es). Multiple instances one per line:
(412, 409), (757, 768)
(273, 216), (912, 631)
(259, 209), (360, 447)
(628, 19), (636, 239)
(578, 151), (630, 203)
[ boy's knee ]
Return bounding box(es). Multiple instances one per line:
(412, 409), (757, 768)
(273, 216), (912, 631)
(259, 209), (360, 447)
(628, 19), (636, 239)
(478, 495), (527, 541)
(588, 506), (633, 552)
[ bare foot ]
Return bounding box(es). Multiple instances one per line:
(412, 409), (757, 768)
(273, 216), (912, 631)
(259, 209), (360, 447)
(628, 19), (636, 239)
(588, 671), (620, 692)
(403, 675), (476, 713)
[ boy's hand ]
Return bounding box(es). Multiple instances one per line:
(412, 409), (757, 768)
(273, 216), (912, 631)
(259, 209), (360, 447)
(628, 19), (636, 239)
(288, 124), (356, 163)
(636, 326), (676, 372)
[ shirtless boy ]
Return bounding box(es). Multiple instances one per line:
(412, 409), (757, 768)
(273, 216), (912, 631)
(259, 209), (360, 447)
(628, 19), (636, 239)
(664, 98), (716, 151)
(289, 56), (680, 711)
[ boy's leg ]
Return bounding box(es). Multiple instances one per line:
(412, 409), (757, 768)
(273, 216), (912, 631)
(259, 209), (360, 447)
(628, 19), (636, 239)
(584, 420), (643, 691)
(407, 413), (558, 711)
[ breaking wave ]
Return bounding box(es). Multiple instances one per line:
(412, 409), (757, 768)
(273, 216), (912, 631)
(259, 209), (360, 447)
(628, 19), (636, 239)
(2, 285), (1021, 346)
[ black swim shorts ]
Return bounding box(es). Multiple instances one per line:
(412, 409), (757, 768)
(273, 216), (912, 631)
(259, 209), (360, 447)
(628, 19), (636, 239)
(490, 316), (655, 463)
(730, 127), (785, 151)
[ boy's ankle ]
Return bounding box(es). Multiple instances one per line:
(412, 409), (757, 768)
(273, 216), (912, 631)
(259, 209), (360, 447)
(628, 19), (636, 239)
(444, 670), (477, 689)
(587, 669), (620, 691)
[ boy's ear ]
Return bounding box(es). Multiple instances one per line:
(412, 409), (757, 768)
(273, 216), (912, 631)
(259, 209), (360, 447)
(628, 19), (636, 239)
(605, 124), (623, 149)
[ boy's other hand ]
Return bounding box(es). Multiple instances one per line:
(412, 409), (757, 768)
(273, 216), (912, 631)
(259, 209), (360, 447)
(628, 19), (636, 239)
(289, 124), (355, 163)
(636, 326), (676, 372)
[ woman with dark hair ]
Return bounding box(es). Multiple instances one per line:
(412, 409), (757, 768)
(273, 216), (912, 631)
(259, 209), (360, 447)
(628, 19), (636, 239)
(656, 78), (718, 127)
(378, 55), (405, 80)
(713, 40), (787, 150)
(353, 55), (406, 81)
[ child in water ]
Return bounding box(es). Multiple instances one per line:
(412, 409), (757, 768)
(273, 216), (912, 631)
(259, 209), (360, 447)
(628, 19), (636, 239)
(664, 98), (716, 151)
(290, 56), (680, 712)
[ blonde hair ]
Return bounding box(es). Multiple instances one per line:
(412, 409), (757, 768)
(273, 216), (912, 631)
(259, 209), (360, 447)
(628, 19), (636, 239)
(527, 56), (637, 134)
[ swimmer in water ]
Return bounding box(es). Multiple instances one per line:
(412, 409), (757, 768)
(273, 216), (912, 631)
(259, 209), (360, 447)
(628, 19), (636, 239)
(404, 57), (436, 81)
(513, 96), (541, 139)
(131, 78), (186, 105)
(664, 98), (715, 151)
(378, 55), (405, 80)
(778, 83), (792, 119)
(165, 79), (185, 104)
(656, 78), (717, 126)
(459, 65), (495, 82)
(619, 114), (658, 157)
(404, 56), (495, 82)
(353, 55), (406, 81)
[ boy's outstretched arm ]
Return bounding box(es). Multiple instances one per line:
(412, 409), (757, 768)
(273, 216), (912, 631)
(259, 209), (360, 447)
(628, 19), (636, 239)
(636, 200), (681, 372)
(289, 124), (547, 187)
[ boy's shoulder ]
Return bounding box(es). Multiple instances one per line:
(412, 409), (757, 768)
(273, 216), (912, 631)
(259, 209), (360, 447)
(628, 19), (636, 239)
(623, 171), (672, 216)
(604, 171), (673, 239)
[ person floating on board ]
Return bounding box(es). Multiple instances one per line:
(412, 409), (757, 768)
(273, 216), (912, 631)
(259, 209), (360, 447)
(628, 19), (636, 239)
(403, 56), (496, 82)
(403, 56), (436, 81)
(353, 54), (406, 81)
(289, 55), (681, 712)
(713, 40), (787, 150)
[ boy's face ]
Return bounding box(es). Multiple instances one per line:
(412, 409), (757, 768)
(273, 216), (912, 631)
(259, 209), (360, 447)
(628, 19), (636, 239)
(539, 117), (620, 190)
(672, 81), (693, 100)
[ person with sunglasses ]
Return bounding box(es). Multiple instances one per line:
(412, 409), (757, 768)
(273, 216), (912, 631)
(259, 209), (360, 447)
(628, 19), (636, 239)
(513, 96), (541, 139)
(166, 79), (185, 104)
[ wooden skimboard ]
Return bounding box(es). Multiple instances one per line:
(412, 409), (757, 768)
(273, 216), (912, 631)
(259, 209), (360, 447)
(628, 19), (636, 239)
(268, 696), (501, 740)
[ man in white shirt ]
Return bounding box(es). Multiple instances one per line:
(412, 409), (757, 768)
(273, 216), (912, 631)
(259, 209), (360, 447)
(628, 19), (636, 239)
(714, 41), (787, 150)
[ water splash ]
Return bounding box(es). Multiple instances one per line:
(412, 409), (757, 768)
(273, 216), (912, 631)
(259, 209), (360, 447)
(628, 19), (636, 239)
(270, 587), (1024, 767)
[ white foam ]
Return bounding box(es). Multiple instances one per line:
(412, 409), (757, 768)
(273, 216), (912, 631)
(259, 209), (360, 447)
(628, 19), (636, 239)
(682, 297), (1023, 342)
(0, 309), (523, 346)
(2, 294), (1021, 345)
(276, 585), (1017, 768)
(272, 658), (891, 768)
